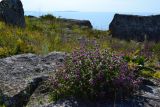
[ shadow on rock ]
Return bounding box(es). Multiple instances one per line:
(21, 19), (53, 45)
(1, 76), (47, 107)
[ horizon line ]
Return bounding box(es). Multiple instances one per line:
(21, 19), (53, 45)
(24, 10), (160, 14)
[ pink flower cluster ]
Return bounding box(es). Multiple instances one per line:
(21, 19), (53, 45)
(50, 45), (141, 101)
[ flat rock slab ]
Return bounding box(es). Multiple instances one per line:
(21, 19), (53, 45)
(0, 52), (65, 106)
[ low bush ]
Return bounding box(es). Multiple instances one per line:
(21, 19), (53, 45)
(49, 45), (141, 101)
(153, 71), (160, 79)
(40, 14), (56, 20)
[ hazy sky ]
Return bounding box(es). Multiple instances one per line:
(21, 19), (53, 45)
(21, 0), (160, 13)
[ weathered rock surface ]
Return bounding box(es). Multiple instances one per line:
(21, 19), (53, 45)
(0, 0), (25, 27)
(0, 52), (160, 107)
(109, 14), (160, 42)
(0, 52), (65, 107)
(60, 18), (93, 29)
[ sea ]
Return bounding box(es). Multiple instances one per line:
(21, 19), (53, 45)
(25, 11), (159, 30)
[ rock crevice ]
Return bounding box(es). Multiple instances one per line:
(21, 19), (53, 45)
(0, 52), (65, 106)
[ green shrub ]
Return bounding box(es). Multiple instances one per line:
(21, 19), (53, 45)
(153, 43), (160, 61)
(40, 14), (56, 20)
(140, 70), (153, 78)
(14, 39), (34, 54)
(153, 71), (160, 79)
(0, 47), (11, 58)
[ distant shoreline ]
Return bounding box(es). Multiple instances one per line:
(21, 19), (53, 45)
(24, 11), (159, 30)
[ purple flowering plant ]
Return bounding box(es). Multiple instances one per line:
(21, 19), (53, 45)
(50, 44), (141, 101)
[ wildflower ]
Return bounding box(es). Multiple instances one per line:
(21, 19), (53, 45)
(50, 45), (141, 101)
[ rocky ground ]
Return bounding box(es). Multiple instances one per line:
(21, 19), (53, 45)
(0, 52), (160, 107)
(0, 52), (65, 107)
